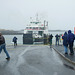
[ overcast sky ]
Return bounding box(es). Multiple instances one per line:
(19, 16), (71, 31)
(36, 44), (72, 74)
(0, 0), (75, 31)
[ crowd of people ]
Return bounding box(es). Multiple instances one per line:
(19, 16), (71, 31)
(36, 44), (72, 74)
(62, 30), (75, 55)
(48, 34), (61, 48)
(0, 30), (75, 61)
(48, 30), (75, 55)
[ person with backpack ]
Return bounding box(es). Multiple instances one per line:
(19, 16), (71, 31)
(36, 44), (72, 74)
(0, 32), (10, 60)
(13, 36), (17, 47)
(67, 30), (75, 55)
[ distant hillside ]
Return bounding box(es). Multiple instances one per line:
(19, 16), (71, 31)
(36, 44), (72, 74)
(0, 29), (73, 35)
(0, 29), (23, 35)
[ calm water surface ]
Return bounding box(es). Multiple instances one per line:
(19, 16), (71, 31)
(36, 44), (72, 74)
(4, 35), (23, 45)
(3, 32), (64, 45)
(3, 31), (75, 46)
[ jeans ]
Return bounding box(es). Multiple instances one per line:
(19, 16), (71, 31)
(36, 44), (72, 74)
(0, 44), (10, 58)
(64, 46), (68, 53)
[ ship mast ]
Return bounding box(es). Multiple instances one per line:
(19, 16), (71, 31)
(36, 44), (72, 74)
(36, 14), (38, 21)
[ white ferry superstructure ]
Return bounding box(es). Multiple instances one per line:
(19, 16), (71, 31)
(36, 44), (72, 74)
(24, 18), (48, 38)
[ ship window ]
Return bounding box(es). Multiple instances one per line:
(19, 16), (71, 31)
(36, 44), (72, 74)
(30, 27), (32, 29)
(30, 22), (32, 23)
(33, 27), (35, 29)
(26, 27), (28, 29)
(33, 27), (38, 29)
(30, 22), (40, 24)
(36, 27), (38, 29)
(35, 22), (40, 24)
(39, 27), (44, 30)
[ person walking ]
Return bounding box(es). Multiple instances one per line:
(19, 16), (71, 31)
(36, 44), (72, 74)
(62, 32), (68, 54)
(67, 30), (75, 55)
(48, 34), (53, 48)
(0, 32), (10, 60)
(12, 36), (17, 47)
(55, 34), (60, 46)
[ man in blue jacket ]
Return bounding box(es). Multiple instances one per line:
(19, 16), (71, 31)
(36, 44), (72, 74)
(67, 30), (75, 55)
(13, 36), (17, 46)
(62, 32), (68, 54)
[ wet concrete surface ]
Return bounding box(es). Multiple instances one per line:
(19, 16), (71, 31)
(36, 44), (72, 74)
(0, 45), (75, 75)
(53, 45), (75, 62)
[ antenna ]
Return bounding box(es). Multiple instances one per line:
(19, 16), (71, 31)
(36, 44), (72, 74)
(36, 14), (38, 21)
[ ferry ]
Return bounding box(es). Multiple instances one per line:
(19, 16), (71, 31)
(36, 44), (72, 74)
(23, 16), (49, 44)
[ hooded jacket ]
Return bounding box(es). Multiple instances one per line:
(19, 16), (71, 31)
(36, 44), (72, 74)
(67, 30), (75, 44)
(62, 32), (68, 46)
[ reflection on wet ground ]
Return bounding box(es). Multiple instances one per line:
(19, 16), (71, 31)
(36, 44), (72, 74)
(52, 47), (75, 72)
(0, 45), (75, 75)
(63, 63), (75, 71)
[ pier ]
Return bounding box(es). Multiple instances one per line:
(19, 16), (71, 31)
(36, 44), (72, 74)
(0, 45), (75, 75)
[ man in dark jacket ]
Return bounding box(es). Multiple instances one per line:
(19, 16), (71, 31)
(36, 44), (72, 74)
(13, 36), (17, 46)
(48, 34), (53, 48)
(67, 30), (75, 55)
(55, 34), (60, 45)
(62, 32), (68, 54)
(0, 32), (10, 60)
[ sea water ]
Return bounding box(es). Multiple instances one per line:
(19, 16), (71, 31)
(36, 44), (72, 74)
(4, 35), (23, 45)
(3, 31), (75, 46)
(3, 31), (64, 45)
